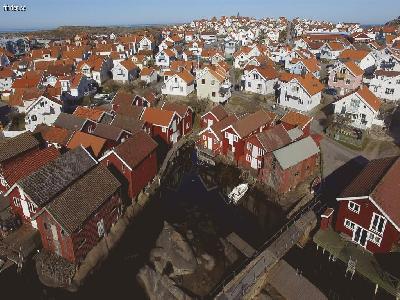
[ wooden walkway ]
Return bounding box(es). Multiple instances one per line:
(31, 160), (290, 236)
(226, 232), (256, 258)
(265, 260), (327, 300)
(215, 210), (317, 300)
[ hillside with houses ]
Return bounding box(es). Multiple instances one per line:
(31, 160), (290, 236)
(1, 13), (400, 299)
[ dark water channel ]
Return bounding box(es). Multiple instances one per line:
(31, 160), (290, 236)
(0, 166), (284, 299)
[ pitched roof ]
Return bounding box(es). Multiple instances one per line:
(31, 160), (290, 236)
(162, 102), (191, 118)
(119, 59), (137, 70)
(296, 74), (324, 96)
(141, 107), (176, 127)
(251, 66), (278, 80)
(46, 164), (120, 234)
(207, 105), (229, 122)
(35, 125), (73, 146)
(140, 67), (155, 76)
(209, 115), (239, 140)
(67, 131), (107, 157)
(73, 106), (105, 122)
(340, 156), (398, 199)
(111, 114), (144, 133)
(273, 136), (320, 170)
(0, 132), (40, 164)
(356, 86), (382, 112)
(231, 110), (277, 138)
(280, 111), (313, 130)
(92, 123), (126, 141)
(17, 147), (97, 207)
(54, 113), (88, 131)
(344, 60), (364, 77)
(255, 124), (292, 152)
(114, 131), (158, 168)
(375, 70), (400, 78)
(339, 49), (370, 61)
(3, 146), (60, 187)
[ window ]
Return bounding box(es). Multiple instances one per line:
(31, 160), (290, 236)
(368, 232), (382, 246)
(247, 82), (251, 87)
(28, 202), (35, 213)
(211, 80), (215, 85)
(212, 92), (216, 97)
(121, 164), (125, 173)
(348, 201), (360, 214)
(31, 115), (37, 122)
(370, 213), (386, 235)
(44, 222), (48, 230)
(345, 79), (351, 85)
(344, 219), (355, 230)
(247, 143), (252, 151)
(13, 197), (21, 207)
(246, 154), (250, 162)
(40, 101), (45, 107)
(233, 135), (238, 142)
(253, 74), (259, 80)
(257, 160), (262, 168)
(225, 132), (229, 138)
(202, 135), (206, 141)
(162, 127), (167, 133)
(396, 79), (400, 84)
(385, 88), (395, 95)
(97, 219), (105, 237)
(201, 79), (205, 84)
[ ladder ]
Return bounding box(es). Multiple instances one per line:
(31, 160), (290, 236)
(346, 256), (357, 280)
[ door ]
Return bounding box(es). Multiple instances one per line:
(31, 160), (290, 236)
(51, 224), (61, 255)
(353, 225), (368, 247)
(207, 137), (213, 150)
(251, 157), (258, 169)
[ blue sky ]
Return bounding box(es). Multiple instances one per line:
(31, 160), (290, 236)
(0, 0), (399, 30)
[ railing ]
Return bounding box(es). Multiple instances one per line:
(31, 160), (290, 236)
(209, 193), (326, 298)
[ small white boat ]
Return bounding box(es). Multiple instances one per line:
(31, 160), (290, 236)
(227, 183), (248, 205)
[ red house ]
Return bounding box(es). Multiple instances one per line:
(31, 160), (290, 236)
(280, 110), (313, 137)
(141, 107), (181, 145)
(200, 105), (229, 128)
(132, 91), (157, 107)
(5, 147), (97, 227)
(242, 124), (292, 171)
(259, 136), (320, 193)
(99, 131), (158, 201)
(161, 102), (193, 136)
(0, 132), (42, 194)
(0, 146), (59, 194)
(36, 164), (122, 263)
(335, 156), (400, 253)
(197, 115), (238, 155)
(221, 110), (277, 162)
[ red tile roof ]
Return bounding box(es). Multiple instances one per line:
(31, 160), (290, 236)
(3, 146), (60, 187)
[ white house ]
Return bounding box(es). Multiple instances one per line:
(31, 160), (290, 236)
(0, 68), (14, 93)
(25, 96), (63, 131)
(155, 49), (176, 68)
(244, 67), (278, 95)
(161, 69), (195, 96)
(196, 67), (231, 103)
(339, 49), (376, 71)
(140, 67), (158, 84)
(137, 36), (155, 52)
(288, 58), (320, 78)
(333, 86), (383, 129)
(111, 60), (138, 83)
(320, 42), (346, 60)
(278, 74), (324, 112)
(369, 70), (400, 102)
(376, 48), (400, 72)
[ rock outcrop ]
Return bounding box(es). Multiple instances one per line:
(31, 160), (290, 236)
(150, 221), (197, 277)
(137, 265), (193, 300)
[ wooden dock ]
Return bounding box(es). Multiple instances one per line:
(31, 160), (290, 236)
(226, 232), (256, 258)
(265, 259), (327, 300)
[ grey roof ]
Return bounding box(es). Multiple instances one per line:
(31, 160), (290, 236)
(0, 132), (40, 164)
(46, 164), (121, 234)
(287, 127), (304, 141)
(273, 136), (320, 170)
(18, 147), (97, 207)
(54, 113), (88, 131)
(92, 123), (126, 141)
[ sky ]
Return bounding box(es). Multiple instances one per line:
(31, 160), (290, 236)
(0, 0), (399, 30)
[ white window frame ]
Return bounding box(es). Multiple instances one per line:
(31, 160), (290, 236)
(369, 213), (386, 236)
(367, 231), (382, 246)
(162, 127), (167, 133)
(348, 201), (360, 214)
(13, 197), (21, 207)
(344, 218), (355, 230)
